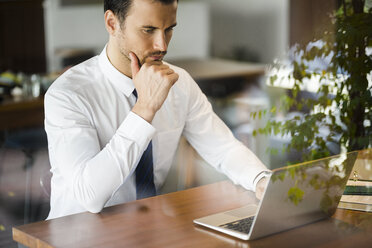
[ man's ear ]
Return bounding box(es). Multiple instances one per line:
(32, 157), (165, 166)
(104, 10), (120, 36)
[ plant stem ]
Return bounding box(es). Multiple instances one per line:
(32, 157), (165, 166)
(348, 0), (367, 151)
(352, 0), (365, 14)
(342, 0), (347, 17)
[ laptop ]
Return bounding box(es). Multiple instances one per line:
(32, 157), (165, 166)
(193, 151), (358, 240)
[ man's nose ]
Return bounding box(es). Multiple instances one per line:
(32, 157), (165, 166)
(153, 33), (167, 52)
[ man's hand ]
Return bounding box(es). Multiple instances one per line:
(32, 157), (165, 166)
(255, 177), (269, 200)
(130, 52), (179, 123)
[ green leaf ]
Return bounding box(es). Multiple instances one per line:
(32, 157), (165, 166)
(289, 167), (296, 179)
(270, 148), (279, 156)
(320, 194), (333, 214)
(288, 186), (305, 206)
(270, 75), (278, 85)
(270, 106), (277, 114)
(278, 173), (285, 181)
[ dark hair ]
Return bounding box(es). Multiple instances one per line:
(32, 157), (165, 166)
(104, 0), (177, 23)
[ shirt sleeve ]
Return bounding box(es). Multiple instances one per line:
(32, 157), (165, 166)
(44, 88), (156, 213)
(182, 74), (270, 191)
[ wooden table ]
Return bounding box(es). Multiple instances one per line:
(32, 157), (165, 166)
(170, 58), (266, 97)
(13, 179), (372, 248)
(170, 58), (266, 81)
(0, 97), (44, 131)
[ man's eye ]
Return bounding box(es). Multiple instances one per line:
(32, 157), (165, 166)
(143, 29), (154, 34)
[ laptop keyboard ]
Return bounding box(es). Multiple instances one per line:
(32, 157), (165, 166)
(219, 216), (255, 234)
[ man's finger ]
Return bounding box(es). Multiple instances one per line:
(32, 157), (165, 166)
(146, 60), (164, 67)
(129, 52), (140, 77)
(168, 72), (179, 85)
(167, 69), (176, 75)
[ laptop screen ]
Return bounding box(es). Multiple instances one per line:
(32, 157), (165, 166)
(249, 151), (358, 239)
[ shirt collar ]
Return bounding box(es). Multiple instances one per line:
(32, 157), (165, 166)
(98, 44), (134, 97)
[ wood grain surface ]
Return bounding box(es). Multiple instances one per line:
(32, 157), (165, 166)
(13, 179), (372, 248)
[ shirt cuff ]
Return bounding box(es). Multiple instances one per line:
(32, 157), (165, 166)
(116, 111), (156, 148)
(252, 170), (272, 191)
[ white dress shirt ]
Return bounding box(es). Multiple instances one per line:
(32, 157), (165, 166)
(44, 45), (268, 219)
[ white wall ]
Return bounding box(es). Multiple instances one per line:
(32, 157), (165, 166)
(43, 0), (210, 72)
(43, 0), (106, 72)
(166, 2), (210, 60)
(43, 0), (288, 71)
(192, 0), (289, 63)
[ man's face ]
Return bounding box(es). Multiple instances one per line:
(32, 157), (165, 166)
(116, 0), (178, 66)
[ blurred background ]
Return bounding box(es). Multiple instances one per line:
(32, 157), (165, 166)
(1, 0), (371, 247)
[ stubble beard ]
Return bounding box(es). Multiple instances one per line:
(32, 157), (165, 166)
(117, 34), (167, 68)
(119, 45), (144, 67)
(120, 46), (167, 67)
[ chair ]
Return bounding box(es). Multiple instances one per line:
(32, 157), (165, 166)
(1, 127), (48, 224)
(40, 170), (52, 198)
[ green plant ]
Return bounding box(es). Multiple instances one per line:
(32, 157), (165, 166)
(256, 0), (372, 163)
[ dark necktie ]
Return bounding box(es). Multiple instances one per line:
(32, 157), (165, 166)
(132, 89), (157, 199)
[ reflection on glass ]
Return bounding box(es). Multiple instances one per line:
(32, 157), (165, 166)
(249, 151), (358, 237)
(263, 1), (372, 167)
(270, 151), (357, 215)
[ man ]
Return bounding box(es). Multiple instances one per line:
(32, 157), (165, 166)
(44, 0), (270, 219)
